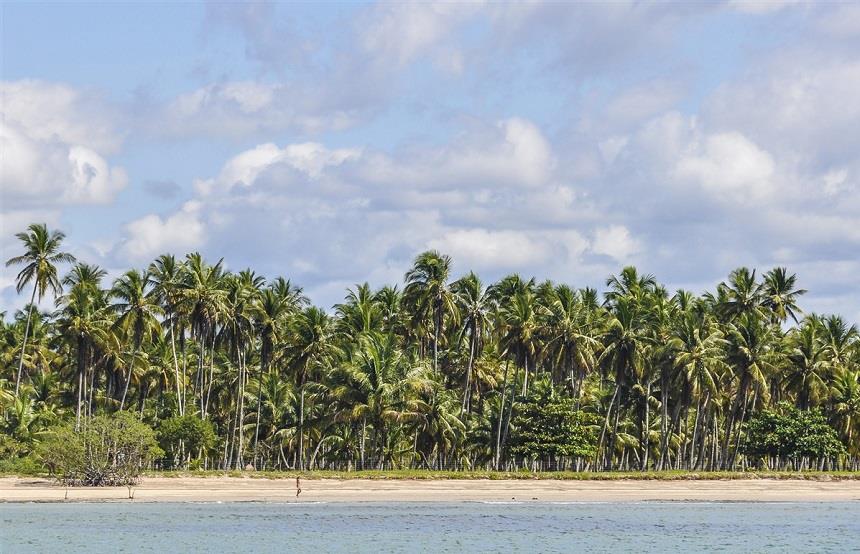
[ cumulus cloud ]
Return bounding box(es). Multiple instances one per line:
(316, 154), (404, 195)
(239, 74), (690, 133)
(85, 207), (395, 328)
(117, 116), (600, 301)
(121, 201), (206, 263)
(591, 225), (640, 263)
(0, 80), (127, 209)
(674, 132), (775, 201)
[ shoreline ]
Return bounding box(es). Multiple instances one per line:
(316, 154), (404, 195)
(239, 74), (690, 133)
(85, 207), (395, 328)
(3, 477), (860, 503)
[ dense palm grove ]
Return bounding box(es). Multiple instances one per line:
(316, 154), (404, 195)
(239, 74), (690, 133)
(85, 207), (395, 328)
(2, 223), (859, 472)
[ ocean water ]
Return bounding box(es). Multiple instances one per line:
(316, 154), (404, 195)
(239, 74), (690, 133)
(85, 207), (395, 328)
(1, 501), (858, 553)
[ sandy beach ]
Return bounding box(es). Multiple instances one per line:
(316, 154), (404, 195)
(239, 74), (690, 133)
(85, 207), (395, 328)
(2, 477), (859, 503)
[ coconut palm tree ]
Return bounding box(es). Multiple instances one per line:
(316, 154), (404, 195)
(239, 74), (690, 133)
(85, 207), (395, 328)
(250, 277), (306, 464)
(331, 332), (430, 467)
(451, 272), (491, 414)
(149, 254), (188, 415)
(110, 269), (163, 411)
(761, 267), (806, 324)
(403, 250), (458, 373)
(282, 306), (340, 470)
(55, 263), (109, 428)
(785, 317), (830, 410)
(542, 284), (600, 405)
(722, 313), (780, 468)
(5, 224), (76, 395)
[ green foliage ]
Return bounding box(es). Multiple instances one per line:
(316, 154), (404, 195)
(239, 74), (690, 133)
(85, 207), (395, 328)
(510, 380), (597, 460)
(157, 414), (216, 467)
(38, 412), (162, 485)
(743, 403), (846, 463)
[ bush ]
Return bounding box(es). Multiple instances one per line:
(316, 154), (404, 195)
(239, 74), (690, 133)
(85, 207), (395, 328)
(38, 412), (162, 486)
(510, 380), (598, 461)
(742, 403), (845, 466)
(157, 414), (217, 469)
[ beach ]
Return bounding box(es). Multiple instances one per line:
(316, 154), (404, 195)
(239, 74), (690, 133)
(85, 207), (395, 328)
(2, 476), (860, 503)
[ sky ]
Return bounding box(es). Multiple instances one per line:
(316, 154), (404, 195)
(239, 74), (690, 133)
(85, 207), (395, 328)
(1, 1), (859, 321)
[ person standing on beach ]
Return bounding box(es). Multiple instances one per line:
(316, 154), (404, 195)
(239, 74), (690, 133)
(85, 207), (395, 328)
(296, 477), (302, 498)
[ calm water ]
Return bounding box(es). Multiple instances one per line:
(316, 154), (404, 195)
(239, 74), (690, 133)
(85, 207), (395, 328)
(1, 501), (858, 553)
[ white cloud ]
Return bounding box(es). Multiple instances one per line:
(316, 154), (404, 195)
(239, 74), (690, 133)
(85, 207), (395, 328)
(121, 202), (206, 263)
(591, 225), (640, 262)
(359, 2), (479, 68)
(674, 132), (775, 201)
(427, 229), (553, 270)
(0, 80), (127, 209)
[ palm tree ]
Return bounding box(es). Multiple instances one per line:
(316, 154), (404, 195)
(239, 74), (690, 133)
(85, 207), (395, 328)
(542, 284), (600, 405)
(331, 332), (430, 467)
(5, 224), (76, 395)
(831, 370), (860, 461)
(669, 310), (727, 469)
(181, 253), (227, 417)
(785, 317), (829, 410)
(404, 250), (458, 373)
(149, 254), (187, 415)
(451, 272), (491, 414)
(250, 277), (306, 464)
(282, 306), (340, 470)
(221, 270), (262, 467)
(597, 296), (652, 470)
(715, 267), (763, 322)
(722, 313), (780, 468)
(55, 263), (109, 429)
(110, 269), (163, 411)
(761, 267), (806, 324)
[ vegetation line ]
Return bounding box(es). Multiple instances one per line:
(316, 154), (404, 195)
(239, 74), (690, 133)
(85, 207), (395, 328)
(1, 224), (858, 484)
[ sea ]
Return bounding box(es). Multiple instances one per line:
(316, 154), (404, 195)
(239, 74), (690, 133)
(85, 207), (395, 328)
(1, 501), (858, 552)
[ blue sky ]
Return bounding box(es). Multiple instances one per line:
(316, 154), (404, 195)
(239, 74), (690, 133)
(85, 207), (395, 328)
(2, 1), (859, 321)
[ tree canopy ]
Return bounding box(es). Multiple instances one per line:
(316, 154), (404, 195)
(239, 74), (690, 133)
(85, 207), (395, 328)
(2, 224), (859, 474)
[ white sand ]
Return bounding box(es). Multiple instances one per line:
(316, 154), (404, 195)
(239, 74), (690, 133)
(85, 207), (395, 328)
(2, 477), (859, 503)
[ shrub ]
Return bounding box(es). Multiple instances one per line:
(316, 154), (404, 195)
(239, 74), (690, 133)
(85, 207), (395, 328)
(157, 414), (217, 469)
(510, 380), (598, 461)
(38, 412), (162, 486)
(742, 403), (845, 467)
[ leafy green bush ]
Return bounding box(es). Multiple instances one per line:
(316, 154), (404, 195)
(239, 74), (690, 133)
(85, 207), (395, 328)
(742, 403), (845, 466)
(157, 414), (217, 468)
(510, 380), (598, 461)
(38, 412), (162, 486)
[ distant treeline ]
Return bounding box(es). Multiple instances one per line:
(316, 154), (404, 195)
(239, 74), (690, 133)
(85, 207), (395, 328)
(2, 223), (858, 473)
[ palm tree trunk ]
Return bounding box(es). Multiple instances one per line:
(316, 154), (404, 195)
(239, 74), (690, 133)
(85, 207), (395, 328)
(119, 344), (139, 411)
(14, 282), (38, 397)
(461, 333), (475, 415)
(494, 360), (510, 470)
(298, 383), (305, 471)
(521, 353), (529, 397)
(236, 349), (246, 469)
(170, 323), (183, 415)
(596, 384), (619, 470)
(641, 381), (651, 470)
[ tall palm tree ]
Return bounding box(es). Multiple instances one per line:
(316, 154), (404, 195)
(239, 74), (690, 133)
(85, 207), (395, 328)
(55, 263), (109, 428)
(149, 254), (187, 414)
(282, 306), (340, 470)
(785, 317), (829, 410)
(722, 313), (780, 468)
(669, 310), (727, 469)
(249, 277), (306, 464)
(181, 253), (227, 417)
(5, 224), (76, 395)
(110, 269), (163, 411)
(331, 332), (430, 467)
(715, 267), (764, 322)
(761, 267), (806, 324)
(542, 284), (600, 405)
(597, 296), (652, 469)
(404, 250), (458, 373)
(451, 272), (491, 414)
